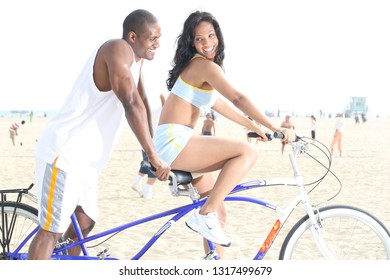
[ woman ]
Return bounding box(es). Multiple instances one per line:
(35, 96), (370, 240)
(330, 113), (345, 157)
(153, 11), (294, 250)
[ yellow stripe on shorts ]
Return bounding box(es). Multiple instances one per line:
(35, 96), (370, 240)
(44, 157), (59, 231)
(167, 124), (183, 151)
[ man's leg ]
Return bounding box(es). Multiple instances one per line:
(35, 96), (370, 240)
(28, 228), (63, 259)
(63, 206), (95, 256)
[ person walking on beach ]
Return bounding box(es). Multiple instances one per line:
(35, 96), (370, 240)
(354, 114), (360, 125)
(29, 111), (34, 123)
(153, 11), (294, 255)
(310, 115), (317, 140)
(280, 115), (295, 154)
(201, 112), (216, 136)
(330, 113), (345, 157)
(28, 9), (170, 260)
(9, 120), (25, 146)
(132, 93), (166, 199)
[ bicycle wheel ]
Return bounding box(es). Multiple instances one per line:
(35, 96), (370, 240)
(0, 201), (38, 260)
(279, 205), (390, 259)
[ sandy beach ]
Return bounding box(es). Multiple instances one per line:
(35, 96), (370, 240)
(1, 114), (389, 260)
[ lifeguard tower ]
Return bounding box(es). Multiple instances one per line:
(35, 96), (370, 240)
(345, 97), (368, 118)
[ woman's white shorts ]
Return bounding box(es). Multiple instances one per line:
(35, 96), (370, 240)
(153, 123), (194, 165)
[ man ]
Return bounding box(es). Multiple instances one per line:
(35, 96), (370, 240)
(280, 115), (295, 154)
(28, 9), (170, 259)
(201, 113), (216, 136)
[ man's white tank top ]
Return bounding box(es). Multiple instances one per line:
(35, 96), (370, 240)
(35, 45), (140, 184)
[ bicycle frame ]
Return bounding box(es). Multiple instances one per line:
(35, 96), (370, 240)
(9, 182), (327, 260)
(6, 137), (334, 260)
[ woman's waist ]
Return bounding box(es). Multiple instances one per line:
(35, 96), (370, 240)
(158, 111), (199, 130)
(155, 123), (195, 132)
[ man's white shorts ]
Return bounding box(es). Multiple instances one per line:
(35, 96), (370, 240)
(35, 158), (98, 233)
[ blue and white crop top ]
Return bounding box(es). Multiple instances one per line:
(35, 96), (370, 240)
(171, 55), (218, 109)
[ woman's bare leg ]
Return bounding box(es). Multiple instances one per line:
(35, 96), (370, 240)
(193, 173), (227, 258)
(172, 135), (258, 213)
(172, 135), (257, 245)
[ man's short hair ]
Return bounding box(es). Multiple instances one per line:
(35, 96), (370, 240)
(122, 9), (158, 39)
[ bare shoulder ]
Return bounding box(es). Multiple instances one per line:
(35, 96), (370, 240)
(94, 39), (134, 91)
(191, 56), (220, 70)
(100, 39), (127, 50)
(186, 57), (223, 80)
(98, 39), (133, 61)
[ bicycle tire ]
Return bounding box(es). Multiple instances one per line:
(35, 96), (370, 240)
(0, 201), (38, 260)
(279, 205), (390, 259)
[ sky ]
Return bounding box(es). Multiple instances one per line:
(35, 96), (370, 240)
(1, 0), (389, 117)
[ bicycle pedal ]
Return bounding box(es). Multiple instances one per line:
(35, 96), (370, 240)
(97, 248), (110, 260)
(203, 250), (217, 260)
(55, 237), (70, 255)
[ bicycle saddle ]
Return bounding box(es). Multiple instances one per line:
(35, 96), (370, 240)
(141, 161), (194, 186)
(170, 170), (193, 186)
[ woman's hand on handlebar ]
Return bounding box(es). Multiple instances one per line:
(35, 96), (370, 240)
(278, 128), (295, 143)
(254, 128), (270, 143)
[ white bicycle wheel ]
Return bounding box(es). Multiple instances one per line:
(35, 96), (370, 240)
(279, 205), (390, 259)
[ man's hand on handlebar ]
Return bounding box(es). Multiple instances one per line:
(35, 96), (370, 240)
(147, 154), (171, 181)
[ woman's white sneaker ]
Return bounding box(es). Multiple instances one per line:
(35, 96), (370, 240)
(185, 209), (231, 247)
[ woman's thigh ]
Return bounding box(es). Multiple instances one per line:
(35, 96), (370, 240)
(171, 135), (256, 173)
(193, 172), (215, 197)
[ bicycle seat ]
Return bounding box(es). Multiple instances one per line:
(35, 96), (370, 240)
(169, 170), (193, 186)
(140, 161), (194, 187)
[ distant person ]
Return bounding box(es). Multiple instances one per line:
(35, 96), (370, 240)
(354, 114), (360, 125)
(310, 115), (317, 140)
(210, 109), (217, 120)
(280, 115), (295, 154)
(29, 111), (34, 123)
(9, 120), (25, 146)
(201, 113), (216, 136)
(132, 150), (158, 199)
(330, 113), (345, 157)
(132, 93), (166, 199)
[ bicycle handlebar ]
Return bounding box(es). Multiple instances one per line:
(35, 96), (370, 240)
(247, 131), (301, 142)
(142, 160), (156, 172)
(247, 131), (284, 140)
(247, 132), (273, 140)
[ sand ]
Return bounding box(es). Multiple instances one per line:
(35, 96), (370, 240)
(1, 114), (389, 260)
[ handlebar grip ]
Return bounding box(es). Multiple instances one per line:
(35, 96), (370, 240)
(273, 131), (285, 139)
(141, 160), (156, 172)
(248, 131), (300, 142)
(273, 131), (300, 142)
(247, 132), (273, 140)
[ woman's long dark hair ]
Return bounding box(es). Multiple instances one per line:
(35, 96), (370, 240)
(166, 11), (225, 91)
